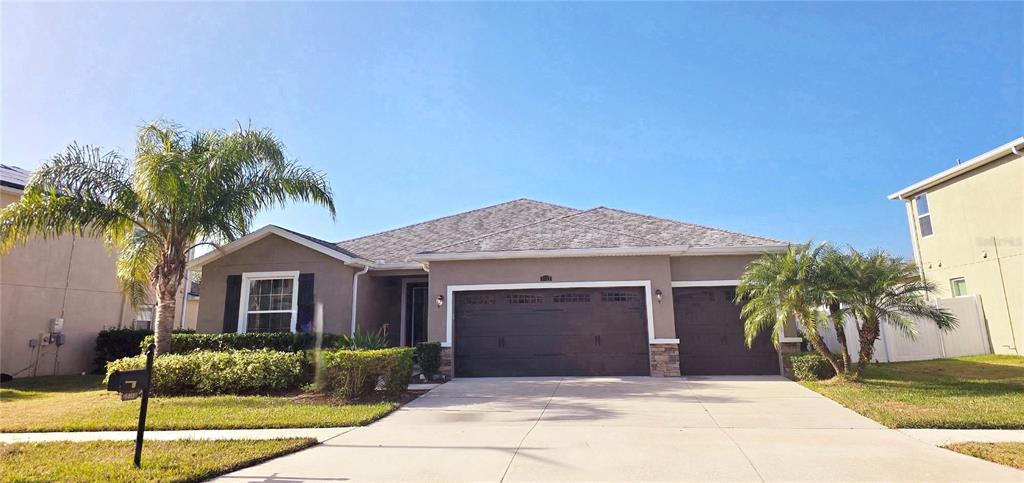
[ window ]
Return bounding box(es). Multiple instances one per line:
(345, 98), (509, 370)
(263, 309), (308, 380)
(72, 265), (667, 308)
(950, 277), (968, 297)
(506, 293), (544, 304)
(134, 304), (155, 330)
(463, 294), (495, 305)
(553, 293), (591, 303)
(240, 271), (299, 333)
(916, 194), (933, 237)
(601, 291), (640, 303)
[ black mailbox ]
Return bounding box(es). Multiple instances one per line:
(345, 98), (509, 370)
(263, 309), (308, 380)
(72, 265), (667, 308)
(107, 369), (151, 401)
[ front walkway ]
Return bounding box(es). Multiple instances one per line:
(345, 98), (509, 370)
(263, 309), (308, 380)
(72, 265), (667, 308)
(0, 427), (351, 444)
(214, 376), (1023, 482)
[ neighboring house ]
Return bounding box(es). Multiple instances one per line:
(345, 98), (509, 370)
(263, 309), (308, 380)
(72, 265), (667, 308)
(889, 137), (1023, 356)
(0, 164), (194, 377)
(189, 199), (797, 378)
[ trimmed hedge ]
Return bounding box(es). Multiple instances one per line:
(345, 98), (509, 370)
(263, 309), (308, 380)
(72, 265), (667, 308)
(93, 328), (195, 373)
(786, 352), (837, 381)
(140, 332), (346, 354)
(106, 350), (308, 395)
(415, 342), (442, 377)
(320, 348), (413, 400)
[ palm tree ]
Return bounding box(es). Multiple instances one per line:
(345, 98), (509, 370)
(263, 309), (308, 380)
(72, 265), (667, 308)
(816, 246), (855, 373)
(0, 121), (335, 355)
(844, 249), (956, 377)
(735, 243), (844, 376)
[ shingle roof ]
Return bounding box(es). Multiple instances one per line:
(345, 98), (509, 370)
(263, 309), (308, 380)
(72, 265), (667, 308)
(332, 199), (784, 263)
(0, 164), (30, 190)
(564, 207), (784, 248)
(427, 211), (668, 253)
(336, 199), (579, 263)
(273, 225), (365, 259)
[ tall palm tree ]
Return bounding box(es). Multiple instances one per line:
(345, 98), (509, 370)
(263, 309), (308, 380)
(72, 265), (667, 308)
(0, 121), (335, 355)
(735, 243), (843, 375)
(844, 249), (956, 377)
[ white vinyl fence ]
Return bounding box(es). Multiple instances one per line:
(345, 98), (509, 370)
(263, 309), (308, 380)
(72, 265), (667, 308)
(818, 295), (991, 363)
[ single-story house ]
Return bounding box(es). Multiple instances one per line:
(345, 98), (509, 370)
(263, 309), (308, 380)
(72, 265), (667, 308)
(188, 199), (799, 378)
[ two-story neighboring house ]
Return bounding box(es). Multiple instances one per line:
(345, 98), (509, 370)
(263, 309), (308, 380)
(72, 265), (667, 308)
(889, 137), (1023, 356)
(1, 164), (198, 377)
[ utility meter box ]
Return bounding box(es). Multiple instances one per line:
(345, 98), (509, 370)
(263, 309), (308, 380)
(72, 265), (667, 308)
(49, 317), (64, 333)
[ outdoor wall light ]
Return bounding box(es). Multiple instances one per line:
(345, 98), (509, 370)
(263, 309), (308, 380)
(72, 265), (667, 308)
(655, 289), (663, 303)
(436, 295), (445, 308)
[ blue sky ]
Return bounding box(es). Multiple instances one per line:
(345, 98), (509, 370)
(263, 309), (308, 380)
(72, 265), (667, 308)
(2, 2), (1021, 258)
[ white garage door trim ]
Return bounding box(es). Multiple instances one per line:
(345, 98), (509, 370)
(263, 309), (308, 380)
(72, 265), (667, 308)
(444, 280), (678, 348)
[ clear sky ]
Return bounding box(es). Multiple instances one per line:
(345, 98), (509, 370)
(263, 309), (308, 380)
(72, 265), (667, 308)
(2, 2), (1021, 258)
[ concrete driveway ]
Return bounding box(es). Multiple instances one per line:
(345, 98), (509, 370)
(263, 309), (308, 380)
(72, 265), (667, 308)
(216, 376), (1023, 482)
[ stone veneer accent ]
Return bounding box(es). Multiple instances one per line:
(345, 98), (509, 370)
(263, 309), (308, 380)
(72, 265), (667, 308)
(440, 346), (454, 379)
(648, 343), (681, 377)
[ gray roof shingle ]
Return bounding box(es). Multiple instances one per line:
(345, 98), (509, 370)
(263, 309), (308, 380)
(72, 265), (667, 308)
(336, 199), (579, 263)
(0, 164), (30, 190)
(331, 199), (783, 263)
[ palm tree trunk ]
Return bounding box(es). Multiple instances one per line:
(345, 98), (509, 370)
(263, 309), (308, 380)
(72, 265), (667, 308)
(153, 281), (180, 356)
(805, 330), (843, 376)
(829, 302), (851, 374)
(854, 318), (881, 379)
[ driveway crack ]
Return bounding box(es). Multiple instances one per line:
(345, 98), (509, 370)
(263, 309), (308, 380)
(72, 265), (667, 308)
(499, 378), (562, 482)
(686, 379), (766, 483)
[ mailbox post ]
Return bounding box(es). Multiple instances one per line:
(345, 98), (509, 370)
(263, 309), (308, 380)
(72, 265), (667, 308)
(107, 342), (155, 467)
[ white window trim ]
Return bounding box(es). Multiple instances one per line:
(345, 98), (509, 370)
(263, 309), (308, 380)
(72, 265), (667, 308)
(950, 277), (968, 297)
(444, 280), (678, 350)
(237, 271), (301, 333)
(916, 194), (933, 239)
(671, 279), (740, 287)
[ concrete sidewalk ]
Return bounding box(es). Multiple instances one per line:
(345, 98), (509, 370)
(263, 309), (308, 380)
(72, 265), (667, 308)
(900, 428), (1024, 446)
(0, 427), (351, 443)
(213, 376), (1024, 482)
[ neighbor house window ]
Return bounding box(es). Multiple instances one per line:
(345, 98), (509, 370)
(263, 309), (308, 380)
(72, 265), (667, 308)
(134, 304), (155, 330)
(916, 194), (933, 237)
(950, 277), (968, 297)
(239, 271), (299, 333)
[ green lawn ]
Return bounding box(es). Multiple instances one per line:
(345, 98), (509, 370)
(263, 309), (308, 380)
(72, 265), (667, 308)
(944, 442), (1024, 471)
(802, 355), (1024, 429)
(0, 438), (315, 482)
(0, 375), (397, 432)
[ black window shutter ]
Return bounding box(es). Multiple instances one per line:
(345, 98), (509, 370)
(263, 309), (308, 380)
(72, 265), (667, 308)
(297, 273), (315, 333)
(222, 274), (242, 333)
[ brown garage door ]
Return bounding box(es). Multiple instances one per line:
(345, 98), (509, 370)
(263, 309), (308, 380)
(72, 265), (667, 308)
(454, 287), (650, 377)
(673, 286), (779, 375)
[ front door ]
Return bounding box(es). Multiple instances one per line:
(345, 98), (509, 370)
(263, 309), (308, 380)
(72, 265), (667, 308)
(404, 282), (428, 346)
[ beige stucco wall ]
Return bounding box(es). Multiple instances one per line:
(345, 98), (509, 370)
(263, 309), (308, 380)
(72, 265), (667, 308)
(669, 255), (758, 281)
(426, 256), (679, 342)
(196, 234), (357, 334)
(902, 153), (1023, 355)
(1, 190), (176, 377)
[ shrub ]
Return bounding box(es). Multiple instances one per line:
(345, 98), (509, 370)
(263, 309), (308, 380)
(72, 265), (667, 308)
(338, 327), (390, 350)
(106, 350), (308, 395)
(140, 332), (345, 354)
(415, 342), (442, 376)
(786, 352), (837, 381)
(320, 347), (413, 400)
(93, 328), (195, 373)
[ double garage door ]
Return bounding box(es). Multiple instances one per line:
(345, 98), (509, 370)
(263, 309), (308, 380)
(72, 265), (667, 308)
(453, 285), (778, 377)
(454, 287), (650, 377)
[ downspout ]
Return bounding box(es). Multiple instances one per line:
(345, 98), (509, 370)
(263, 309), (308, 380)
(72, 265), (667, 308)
(350, 265), (370, 336)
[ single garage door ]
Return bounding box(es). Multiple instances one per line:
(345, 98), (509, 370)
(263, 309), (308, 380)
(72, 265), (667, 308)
(454, 287), (650, 377)
(673, 286), (779, 375)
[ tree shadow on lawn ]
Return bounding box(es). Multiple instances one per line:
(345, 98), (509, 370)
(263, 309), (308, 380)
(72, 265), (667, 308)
(0, 375), (104, 402)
